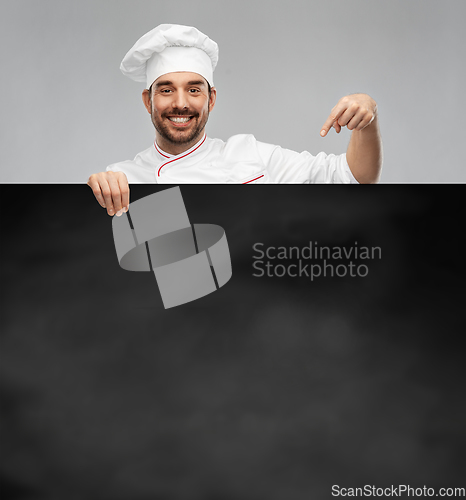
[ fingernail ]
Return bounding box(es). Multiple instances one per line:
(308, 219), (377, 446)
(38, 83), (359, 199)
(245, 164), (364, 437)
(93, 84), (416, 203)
(109, 209), (114, 214)
(116, 210), (123, 217)
(320, 130), (326, 137)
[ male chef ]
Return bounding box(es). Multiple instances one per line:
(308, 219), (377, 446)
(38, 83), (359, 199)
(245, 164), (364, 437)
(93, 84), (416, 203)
(88, 24), (382, 216)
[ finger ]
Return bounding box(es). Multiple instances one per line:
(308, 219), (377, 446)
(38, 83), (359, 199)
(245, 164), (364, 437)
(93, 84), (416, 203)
(117, 173), (130, 212)
(355, 112), (374, 131)
(337, 103), (359, 128)
(87, 175), (107, 209)
(333, 120), (341, 134)
(346, 113), (365, 131)
(99, 177), (116, 216)
(106, 173), (123, 215)
(320, 104), (346, 137)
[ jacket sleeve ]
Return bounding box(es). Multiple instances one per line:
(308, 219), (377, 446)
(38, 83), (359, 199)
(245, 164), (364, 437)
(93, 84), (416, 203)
(255, 140), (359, 184)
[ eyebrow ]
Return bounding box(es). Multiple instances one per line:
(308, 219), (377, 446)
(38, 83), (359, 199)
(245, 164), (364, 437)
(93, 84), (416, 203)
(154, 79), (206, 88)
(186, 80), (206, 86)
(154, 80), (173, 88)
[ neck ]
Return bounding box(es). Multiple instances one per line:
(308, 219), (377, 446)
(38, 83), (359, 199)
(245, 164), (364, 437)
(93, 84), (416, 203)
(155, 132), (205, 156)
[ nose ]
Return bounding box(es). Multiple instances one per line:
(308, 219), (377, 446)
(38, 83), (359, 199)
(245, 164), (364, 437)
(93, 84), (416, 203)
(172, 90), (188, 111)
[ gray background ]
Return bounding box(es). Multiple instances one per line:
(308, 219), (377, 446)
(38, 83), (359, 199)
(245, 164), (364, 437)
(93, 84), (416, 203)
(1, 0), (465, 183)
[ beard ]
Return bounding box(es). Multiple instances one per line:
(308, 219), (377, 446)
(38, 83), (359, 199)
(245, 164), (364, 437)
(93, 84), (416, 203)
(151, 106), (209, 146)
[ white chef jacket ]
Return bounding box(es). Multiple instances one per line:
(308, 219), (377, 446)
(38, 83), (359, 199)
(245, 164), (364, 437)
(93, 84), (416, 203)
(106, 133), (359, 184)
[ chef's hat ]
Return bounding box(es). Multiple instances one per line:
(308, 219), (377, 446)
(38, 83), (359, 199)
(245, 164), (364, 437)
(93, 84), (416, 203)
(120, 24), (219, 89)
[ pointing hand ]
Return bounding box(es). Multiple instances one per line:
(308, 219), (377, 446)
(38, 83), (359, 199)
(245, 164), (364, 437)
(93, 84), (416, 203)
(320, 94), (377, 137)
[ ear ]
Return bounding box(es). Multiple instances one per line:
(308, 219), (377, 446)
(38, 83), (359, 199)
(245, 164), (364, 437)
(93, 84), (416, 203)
(142, 89), (151, 114)
(208, 87), (217, 112)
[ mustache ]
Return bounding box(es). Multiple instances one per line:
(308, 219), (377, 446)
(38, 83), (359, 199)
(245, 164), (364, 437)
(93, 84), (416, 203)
(162, 111), (198, 117)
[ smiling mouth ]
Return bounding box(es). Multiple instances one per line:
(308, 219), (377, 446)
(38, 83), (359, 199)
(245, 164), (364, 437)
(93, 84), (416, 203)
(168, 116), (193, 124)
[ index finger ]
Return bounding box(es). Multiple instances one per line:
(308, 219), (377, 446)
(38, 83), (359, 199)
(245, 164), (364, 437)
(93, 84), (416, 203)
(87, 174), (107, 209)
(320, 105), (346, 137)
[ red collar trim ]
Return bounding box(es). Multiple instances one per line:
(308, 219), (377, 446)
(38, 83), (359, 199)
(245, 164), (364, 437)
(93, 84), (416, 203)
(154, 140), (171, 159)
(156, 134), (207, 177)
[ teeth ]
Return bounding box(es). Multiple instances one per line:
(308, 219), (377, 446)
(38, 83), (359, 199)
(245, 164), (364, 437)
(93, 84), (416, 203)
(169, 117), (191, 123)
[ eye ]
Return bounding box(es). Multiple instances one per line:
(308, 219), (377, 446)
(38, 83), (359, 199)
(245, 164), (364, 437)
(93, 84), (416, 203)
(189, 88), (201, 93)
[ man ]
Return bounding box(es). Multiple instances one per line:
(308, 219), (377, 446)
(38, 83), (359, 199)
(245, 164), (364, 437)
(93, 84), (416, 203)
(88, 24), (382, 216)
